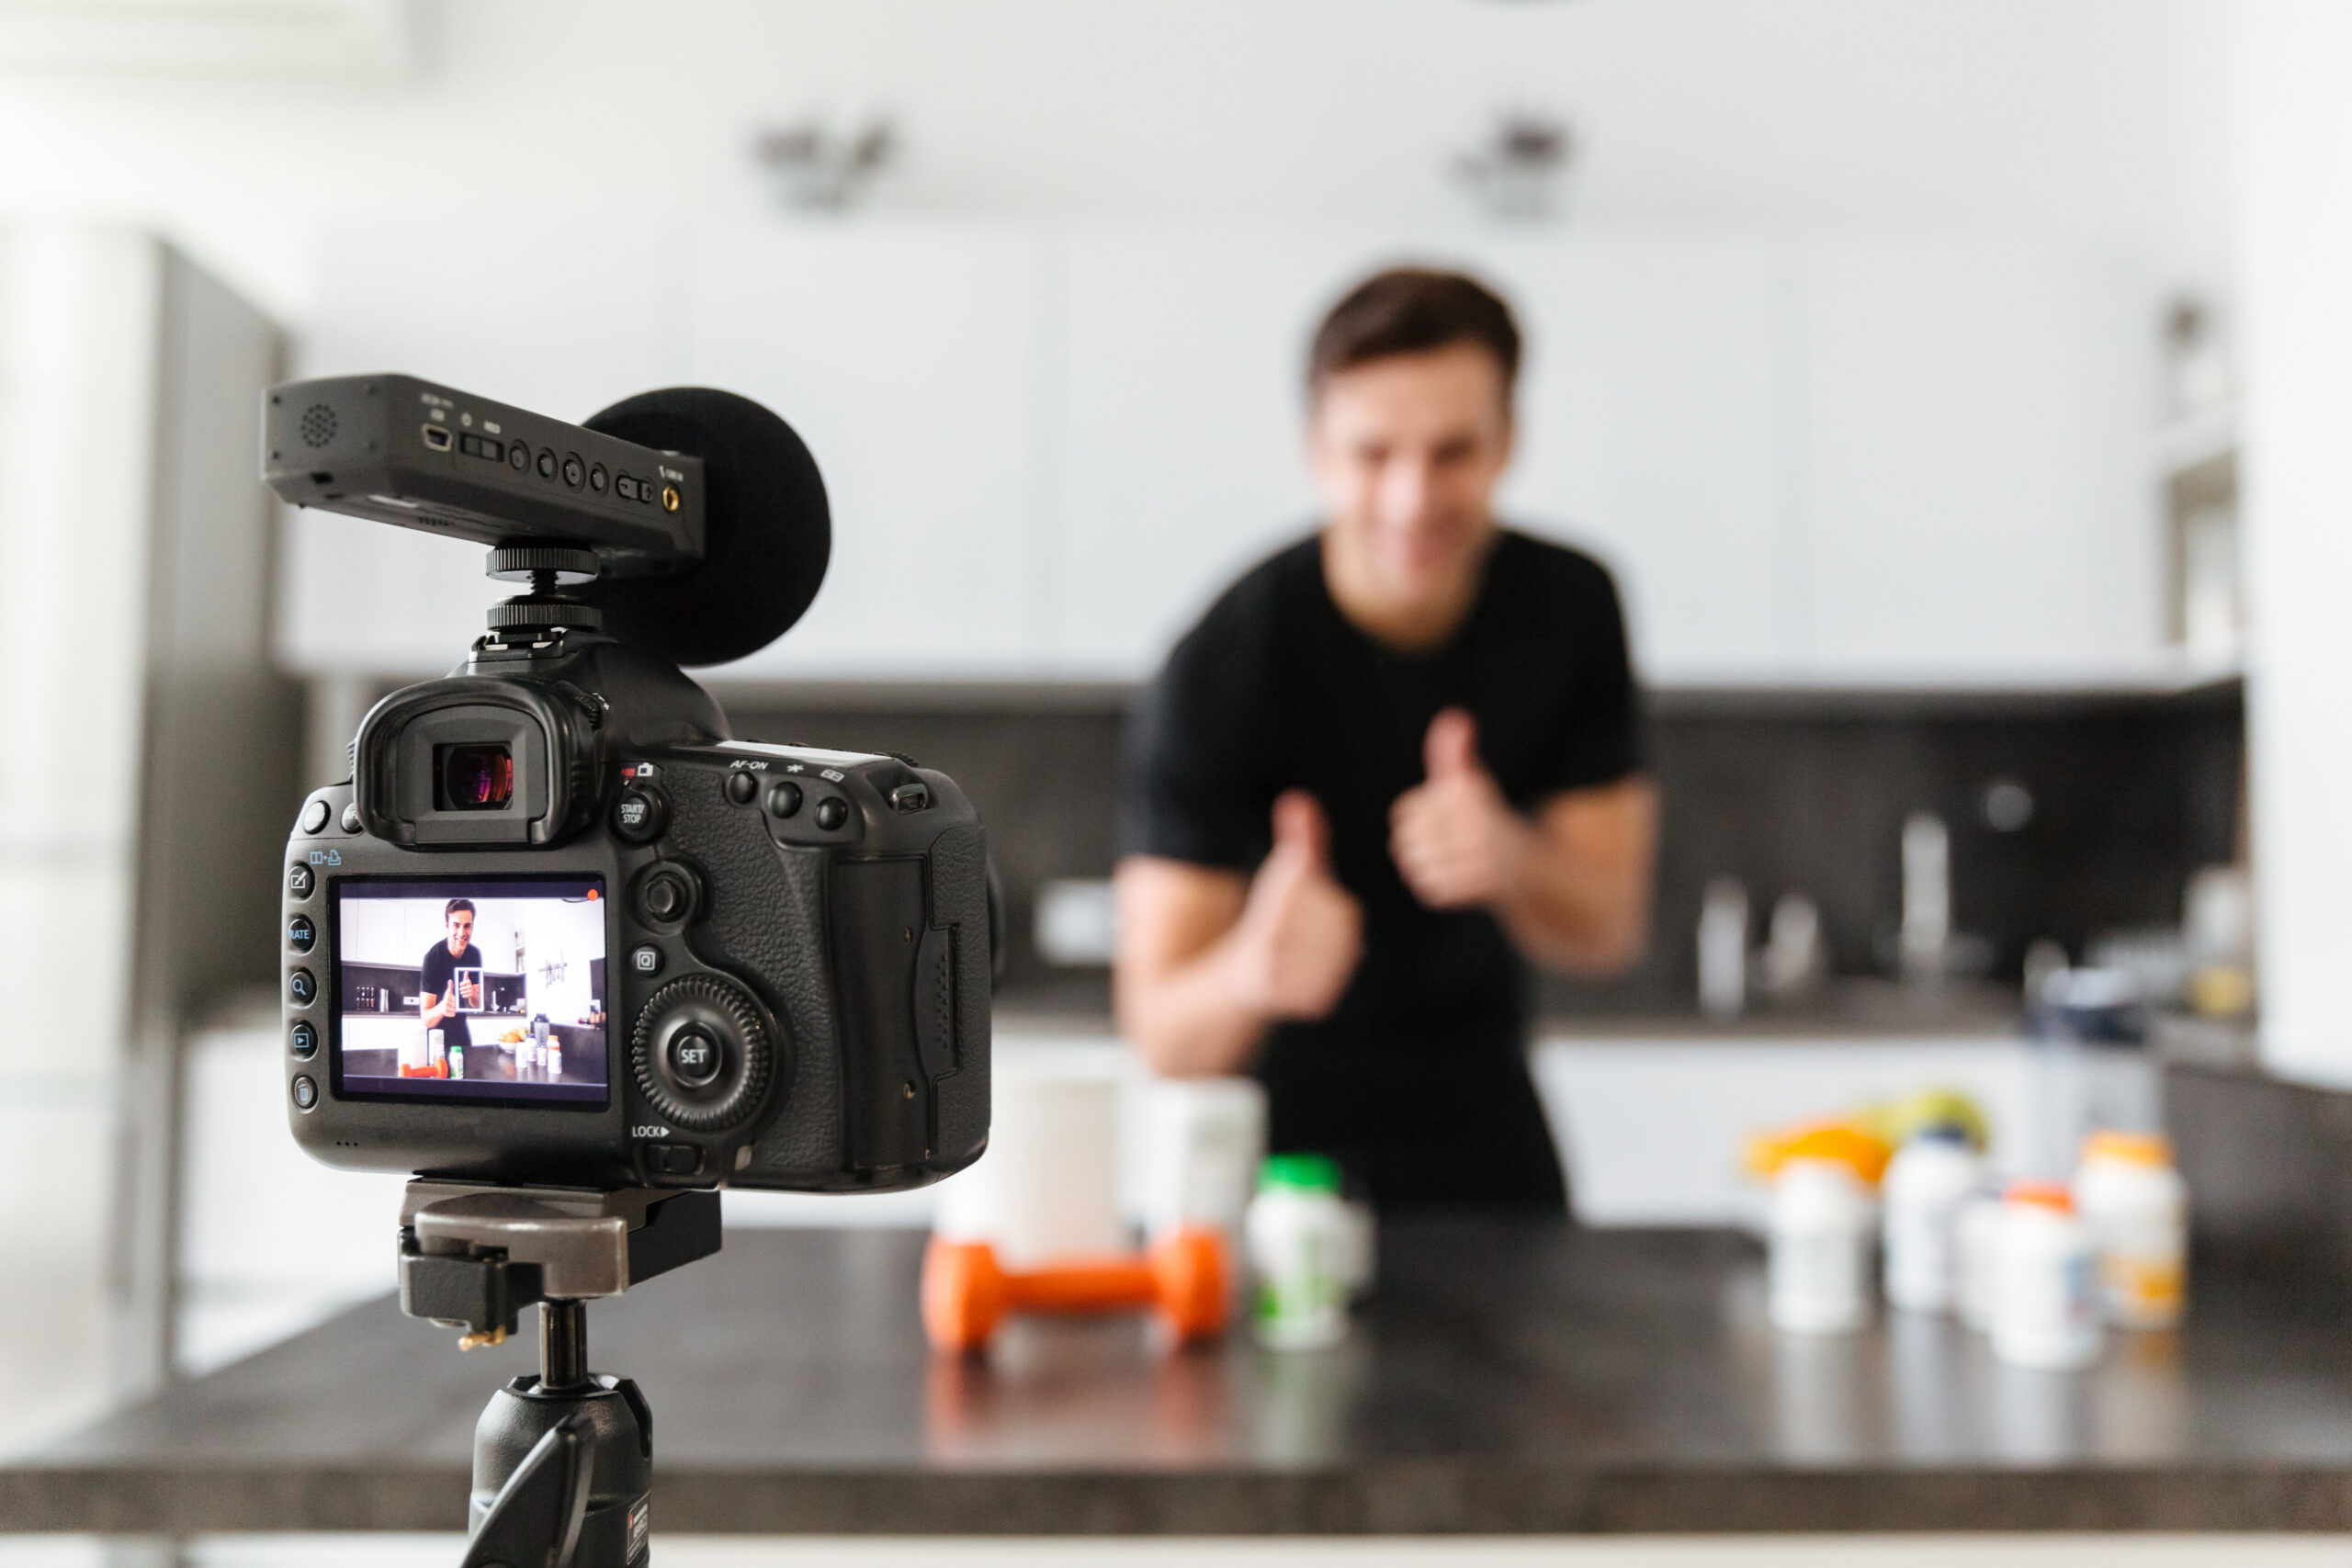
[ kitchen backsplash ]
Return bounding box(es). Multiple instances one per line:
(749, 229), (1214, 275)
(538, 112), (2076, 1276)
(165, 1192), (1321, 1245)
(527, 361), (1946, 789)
(712, 677), (2243, 1017)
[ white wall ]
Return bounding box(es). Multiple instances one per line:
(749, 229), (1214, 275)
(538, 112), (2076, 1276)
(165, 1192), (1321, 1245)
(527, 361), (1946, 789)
(2236, 1), (2352, 1084)
(0, 0), (2233, 333)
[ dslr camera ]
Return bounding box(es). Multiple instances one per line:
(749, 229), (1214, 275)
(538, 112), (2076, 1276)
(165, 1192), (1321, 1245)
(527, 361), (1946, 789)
(267, 375), (990, 1195)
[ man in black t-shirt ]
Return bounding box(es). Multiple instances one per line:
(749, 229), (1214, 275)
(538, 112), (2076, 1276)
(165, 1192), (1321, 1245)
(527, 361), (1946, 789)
(1115, 268), (1658, 1213)
(419, 897), (483, 1056)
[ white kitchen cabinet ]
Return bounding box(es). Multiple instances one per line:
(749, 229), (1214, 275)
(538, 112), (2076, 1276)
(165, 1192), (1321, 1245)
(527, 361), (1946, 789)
(1050, 225), (1374, 674)
(1794, 244), (2162, 677)
(687, 225), (1046, 678)
(278, 221), (2161, 686)
(1055, 227), (2156, 684)
(1465, 235), (1794, 678)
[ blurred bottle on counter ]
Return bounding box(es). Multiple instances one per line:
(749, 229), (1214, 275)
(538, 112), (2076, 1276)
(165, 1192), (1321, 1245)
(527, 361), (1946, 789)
(1899, 812), (1951, 982)
(447, 1036), (465, 1080)
(1248, 1155), (1354, 1350)
(1697, 877), (1749, 1018)
(2182, 866), (2255, 1020)
(1769, 1156), (1876, 1335)
(1758, 893), (1825, 1001)
(2024, 966), (2158, 1178)
(1992, 1181), (2103, 1371)
(2074, 1131), (2188, 1330)
(1883, 1126), (1983, 1314)
(1956, 1190), (2005, 1332)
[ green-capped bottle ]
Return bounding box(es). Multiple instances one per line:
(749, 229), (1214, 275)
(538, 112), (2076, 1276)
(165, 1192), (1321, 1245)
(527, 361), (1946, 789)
(1246, 1154), (1350, 1349)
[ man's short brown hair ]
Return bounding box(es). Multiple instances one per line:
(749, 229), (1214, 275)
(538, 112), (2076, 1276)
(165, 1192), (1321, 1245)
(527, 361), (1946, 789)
(1306, 267), (1521, 401)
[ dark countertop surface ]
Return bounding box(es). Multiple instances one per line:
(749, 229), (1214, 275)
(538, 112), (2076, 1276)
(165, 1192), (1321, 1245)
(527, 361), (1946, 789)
(995, 976), (2026, 1042)
(10, 1222), (2352, 1536)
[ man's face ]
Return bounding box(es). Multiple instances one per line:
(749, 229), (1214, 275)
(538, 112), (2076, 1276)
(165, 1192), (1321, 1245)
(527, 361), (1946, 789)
(447, 911), (473, 953)
(1306, 343), (1513, 603)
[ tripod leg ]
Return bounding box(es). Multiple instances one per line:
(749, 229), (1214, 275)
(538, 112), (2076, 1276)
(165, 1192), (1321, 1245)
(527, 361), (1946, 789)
(459, 1415), (592, 1568)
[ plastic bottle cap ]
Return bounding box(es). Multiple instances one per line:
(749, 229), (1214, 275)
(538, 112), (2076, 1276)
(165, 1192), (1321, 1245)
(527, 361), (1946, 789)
(2004, 1179), (2075, 1213)
(2082, 1129), (2173, 1168)
(1771, 1123), (1893, 1185)
(1259, 1153), (1343, 1194)
(1911, 1122), (1973, 1146)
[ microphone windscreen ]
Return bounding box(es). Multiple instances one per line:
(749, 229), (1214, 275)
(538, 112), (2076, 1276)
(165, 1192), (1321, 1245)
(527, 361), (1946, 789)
(580, 387), (831, 668)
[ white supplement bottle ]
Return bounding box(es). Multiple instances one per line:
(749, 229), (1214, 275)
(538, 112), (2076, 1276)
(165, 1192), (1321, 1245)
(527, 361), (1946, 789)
(1956, 1191), (2005, 1332)
(2074, 1130), (2188, 1329)
(1246, 1154), (1351, 1350)
(1992, 1181), (2103, 1370)
(1768, 1156), (1874, 1335)
(1883, 1126), (1982, 1314)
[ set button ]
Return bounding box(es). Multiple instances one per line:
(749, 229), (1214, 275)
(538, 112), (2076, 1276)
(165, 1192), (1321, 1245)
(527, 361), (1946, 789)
(668, 1028), (722, 1088)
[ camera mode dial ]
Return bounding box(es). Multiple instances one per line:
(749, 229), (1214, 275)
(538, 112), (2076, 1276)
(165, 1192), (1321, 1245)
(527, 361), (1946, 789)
(631, 974), (774, 1133)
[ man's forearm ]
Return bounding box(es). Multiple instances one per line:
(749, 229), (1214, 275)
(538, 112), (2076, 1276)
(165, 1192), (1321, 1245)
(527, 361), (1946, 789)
(1497, 848), (1644, 972)
(1117, 936), (1272, 1078)
(1493, 784), (1657, 975)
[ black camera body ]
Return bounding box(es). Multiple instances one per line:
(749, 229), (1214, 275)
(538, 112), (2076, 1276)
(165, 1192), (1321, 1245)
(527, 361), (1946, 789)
(269, 375), (989, 1194)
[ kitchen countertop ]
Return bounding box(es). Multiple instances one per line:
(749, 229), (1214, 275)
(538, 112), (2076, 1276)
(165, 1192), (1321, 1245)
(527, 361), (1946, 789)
(994, 976), (2027, 1043)
(9, 1222), (2352, 1536)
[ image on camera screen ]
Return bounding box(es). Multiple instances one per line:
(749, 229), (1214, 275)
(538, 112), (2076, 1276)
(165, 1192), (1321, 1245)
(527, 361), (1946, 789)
(332, 876), (608, 1107)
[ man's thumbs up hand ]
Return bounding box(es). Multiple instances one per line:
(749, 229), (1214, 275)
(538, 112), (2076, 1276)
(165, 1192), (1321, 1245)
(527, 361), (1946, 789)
(1424, 706), (1481, 781)
(1233, 789), (1363, 1021)
(1391, 706), (1528, 910)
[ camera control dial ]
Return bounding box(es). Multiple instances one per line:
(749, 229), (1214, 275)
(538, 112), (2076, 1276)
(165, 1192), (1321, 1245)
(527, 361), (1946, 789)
(631, 974), (774, 1133)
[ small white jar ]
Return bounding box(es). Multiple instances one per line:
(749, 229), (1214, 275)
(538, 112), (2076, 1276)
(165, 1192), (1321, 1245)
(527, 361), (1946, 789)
(1956, 1192), (2005, 1332)
(1246, 1155), (1351, 1350)
(2074, 1130), (2188, 1329)
(1992, 1181), (2104, 1371)
(1768, 1157), (1874, 1335)
(1883, 1128), (1982, 1314)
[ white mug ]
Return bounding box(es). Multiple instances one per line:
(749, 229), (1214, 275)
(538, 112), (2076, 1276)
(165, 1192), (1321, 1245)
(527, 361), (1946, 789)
(1137, 1075), (1267, 1244)
(933, 1046), (1125, 1267)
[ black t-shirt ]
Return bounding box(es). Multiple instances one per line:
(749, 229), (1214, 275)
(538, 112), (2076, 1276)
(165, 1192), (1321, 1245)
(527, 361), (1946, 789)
(420, 941), (483, 1050)
(1122, 529), (1641, 1211)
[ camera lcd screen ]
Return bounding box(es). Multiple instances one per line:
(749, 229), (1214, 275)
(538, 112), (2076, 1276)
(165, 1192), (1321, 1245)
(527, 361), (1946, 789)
(332, 876), (608, 1108)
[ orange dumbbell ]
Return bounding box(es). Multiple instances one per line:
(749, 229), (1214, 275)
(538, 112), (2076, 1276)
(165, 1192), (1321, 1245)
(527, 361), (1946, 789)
(922, 1226), (1228, 1352)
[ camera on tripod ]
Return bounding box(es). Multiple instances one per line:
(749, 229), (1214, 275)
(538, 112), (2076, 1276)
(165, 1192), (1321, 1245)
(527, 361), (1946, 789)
(269, 374), (992, 1196)
(266, 373), (997, 1567)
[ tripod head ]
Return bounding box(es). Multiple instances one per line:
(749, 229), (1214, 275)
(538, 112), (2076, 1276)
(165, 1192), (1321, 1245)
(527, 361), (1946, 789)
(400, 1181), (720, 1568)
